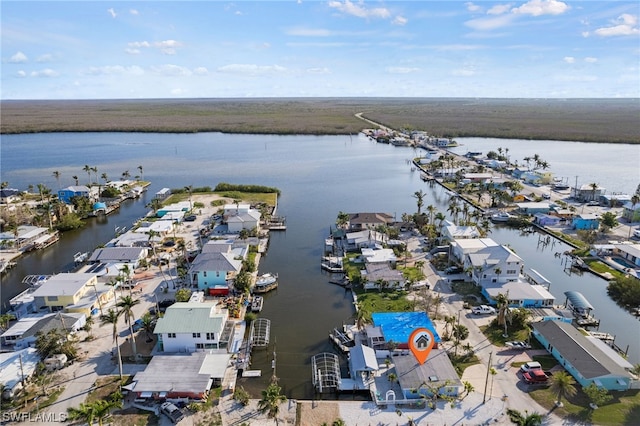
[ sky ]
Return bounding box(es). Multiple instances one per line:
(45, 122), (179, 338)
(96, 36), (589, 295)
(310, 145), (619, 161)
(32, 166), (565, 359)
(1, 0), (639, 99)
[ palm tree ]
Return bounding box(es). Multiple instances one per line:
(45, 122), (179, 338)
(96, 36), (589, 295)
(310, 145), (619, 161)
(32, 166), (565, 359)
(67, 402), (95, 425)
(413, 190), (425, 214)
(549, 371), (577, 407)
(117, 295), (140, 360)
(336, 211), (350, 229)
(122, 170), (131, 180)
(257, 381), (288, 423)
(137, 165), (143, 181)
(71, 175), (79, 186)
(589, 182), (599, 202)
(92, 398), (122, 426)
(507, 409), (544, 426)
(462, 381), (474, 398)
(100, 309), (124, 381)
(495, 291), (510, 337)
(185, 185), (193, 212)
(52, 170), (61, 189)
(354, 304), (370, 331)
(83, 165), (92, 185)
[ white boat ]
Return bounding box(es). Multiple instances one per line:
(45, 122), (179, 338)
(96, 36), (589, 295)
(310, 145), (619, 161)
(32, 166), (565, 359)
(73, 251), (89, 264)
(490, 212), (514, 223)
(251, 296), (264, 312)
(321, 256), (344, 273)
(254, 273), (278, 294)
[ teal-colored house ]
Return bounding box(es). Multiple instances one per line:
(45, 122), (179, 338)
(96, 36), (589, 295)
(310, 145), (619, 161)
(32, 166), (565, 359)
(188, 251), (242, 292)
(572, 213), (600, 230)
(531, 320), (634, 391)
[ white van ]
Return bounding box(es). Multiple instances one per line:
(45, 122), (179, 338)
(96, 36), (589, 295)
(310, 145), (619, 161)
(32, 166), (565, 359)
(520, 361), (542, 373)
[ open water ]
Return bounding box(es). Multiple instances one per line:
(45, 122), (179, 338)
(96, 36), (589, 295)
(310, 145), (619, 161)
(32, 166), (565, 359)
(1, 132), (639, 398)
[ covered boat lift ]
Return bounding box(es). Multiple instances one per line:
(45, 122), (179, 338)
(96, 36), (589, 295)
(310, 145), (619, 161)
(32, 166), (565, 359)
(564, 291), (594, 317)
(311, 352), (341, 393)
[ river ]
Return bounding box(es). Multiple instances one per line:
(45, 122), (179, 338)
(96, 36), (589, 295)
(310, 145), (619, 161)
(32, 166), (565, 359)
(1, 132), (638, 398)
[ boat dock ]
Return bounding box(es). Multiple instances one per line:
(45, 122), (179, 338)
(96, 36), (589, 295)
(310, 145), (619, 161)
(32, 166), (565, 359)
(564, 291), (601, 328)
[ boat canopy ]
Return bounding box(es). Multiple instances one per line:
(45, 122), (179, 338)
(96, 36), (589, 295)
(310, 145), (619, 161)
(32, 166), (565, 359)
(564, 291), (594, 311)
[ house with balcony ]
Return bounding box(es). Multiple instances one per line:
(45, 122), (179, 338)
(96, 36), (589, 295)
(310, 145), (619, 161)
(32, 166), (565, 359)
(154, 302), (229, 353)
(188, 250), (243, 293)
(575, 184), (605, 202)
(347, 212), (395, 231)
(621, 201), (640, 223)
(1, 312), (85, 349)
(532, 320), (636, 391)
(30, 273), (113, 317)
(58, 185), (91, 204)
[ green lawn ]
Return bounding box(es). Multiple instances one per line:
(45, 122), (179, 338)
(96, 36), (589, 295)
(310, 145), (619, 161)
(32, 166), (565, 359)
(355, 289), (416, 314)
(529, 387), (640, 426)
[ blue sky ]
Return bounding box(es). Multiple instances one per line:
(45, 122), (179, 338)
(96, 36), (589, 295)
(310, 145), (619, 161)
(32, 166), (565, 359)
(2, 1), (639, 99)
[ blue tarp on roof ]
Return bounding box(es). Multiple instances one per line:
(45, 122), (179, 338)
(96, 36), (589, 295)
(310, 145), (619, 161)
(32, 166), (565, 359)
(564, 291), (594, 310)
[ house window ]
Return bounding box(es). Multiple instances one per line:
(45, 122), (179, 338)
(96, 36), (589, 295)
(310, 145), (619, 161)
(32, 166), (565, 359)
(206, 333), (215, 340)
(168, 333), (176, 338)
(193, 333), (201, 338)
(216, 271), (220, 277)
(47, 295), (58, 301)
(196, 343), (204, 349)
(203, 271), (207, 277)
(507, 270), (516, 275)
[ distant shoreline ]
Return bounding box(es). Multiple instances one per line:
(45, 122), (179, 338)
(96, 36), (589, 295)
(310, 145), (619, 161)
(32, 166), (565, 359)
(2, 98), (639, 144)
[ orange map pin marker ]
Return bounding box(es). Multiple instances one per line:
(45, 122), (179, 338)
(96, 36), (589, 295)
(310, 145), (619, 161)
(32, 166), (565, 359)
(408, 327), (435, 365)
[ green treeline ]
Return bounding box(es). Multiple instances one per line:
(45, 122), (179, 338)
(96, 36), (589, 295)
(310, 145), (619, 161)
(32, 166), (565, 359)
(214, 182), (281, 195)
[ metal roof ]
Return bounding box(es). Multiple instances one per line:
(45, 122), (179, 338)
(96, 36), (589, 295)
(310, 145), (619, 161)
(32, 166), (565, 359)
(564, 291), (594, 310)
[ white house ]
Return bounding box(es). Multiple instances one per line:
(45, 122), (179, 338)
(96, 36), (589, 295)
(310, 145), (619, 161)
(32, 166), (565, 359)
(0, 348), (40, 399)
(465, 244), (523, 286)
(226, 210), (260, 233)
(154, 302), (229, 353)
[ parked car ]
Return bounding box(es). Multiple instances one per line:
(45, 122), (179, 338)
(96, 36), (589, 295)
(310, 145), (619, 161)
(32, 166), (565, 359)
(132, 318), (143, 332)
(472, 305), (496, 315)
(158, 299), (176, 312)
(523, 369), (549, 384)
(184, 214), (197, 222)
(505, 341), (531, 350)
(444, 266), (463, 274)
(160, 401), (185, 424)
(520, 361), (542, 373)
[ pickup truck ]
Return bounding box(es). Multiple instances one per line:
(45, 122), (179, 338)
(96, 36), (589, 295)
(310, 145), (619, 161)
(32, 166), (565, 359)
(472, 305), (496, 315)
(160, 402), (185, 424)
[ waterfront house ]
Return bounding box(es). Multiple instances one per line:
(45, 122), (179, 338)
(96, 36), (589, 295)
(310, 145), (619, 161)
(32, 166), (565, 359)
(531, 320), (635, 391)
(0, 348), (40, 399)
(482, 280), (555, 308)
(360, 247), (397, 266)
(88, 246), (148, 266)
(394, 348), (463, 399)
(156, 201), (190, 218)
(534, 214), (561, 227)
(1, 312), (85, 349)
(347, 212), (395, 231)
(362, 263), (405, 290)
(58, 185), (90, 204)
(0, 188), (20, 203)
(188, 250), (242, 293)
(621, 201), (640, 223)
(30, 273), (113, 317)
(572, 213), (600, 230)
(575, 184), (605, 202)
(465, 244), (524, 286)
(345, 229), (386, 251)
(135, 220), (174, 238)
(154, 187), (171, 200)
(129, 350), (230, 400)
(440, 222), (480, 242)
(516, 202), (551, 215)
(154, 302), (229, 352)
(226, 210), (260, 233)
(601, 193), (632, 208)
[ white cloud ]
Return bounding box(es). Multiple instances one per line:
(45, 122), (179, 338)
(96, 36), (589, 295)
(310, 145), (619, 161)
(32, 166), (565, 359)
(386, 66), (420, 74)
(563, 56), (575, 63)
(512, 0), (569, 17)
(328, 0), (391, 19)
(129, 41), (151, 48)
(555, 74), (597, 82)
(9, 51), (28, 63)
(193, 67), (209, 75)
(16, 70), (27, 78)
(36, 53), (54, 63)
(465, 2), (482, 12)
(465, 14), (515, 30)
(125, 48), (141, 55)
(306, 67), (331, 74)
(82, 65), (144, 76)
(392, 16), (408, 26)
(488, 4), (513, 15)
(216, 64), (287, 75)
(584, 57), (598, 63)
(451, 68), (476, 76)
(129, 9), (139, 15)
(30, 69), (59, 77)
(107, 8), (116, 18)
(150, 64), (192, 76)
(594, 14), (640, 37)
(286, 27), (332, 37)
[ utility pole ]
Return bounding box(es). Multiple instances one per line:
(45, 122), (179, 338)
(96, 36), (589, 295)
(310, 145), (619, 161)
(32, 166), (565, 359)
(483, 351), (493, 404)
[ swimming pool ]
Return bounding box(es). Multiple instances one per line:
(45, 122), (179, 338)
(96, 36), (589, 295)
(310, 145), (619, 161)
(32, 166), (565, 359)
(612, 256), (637, 269)
(371, 311), (441, 347)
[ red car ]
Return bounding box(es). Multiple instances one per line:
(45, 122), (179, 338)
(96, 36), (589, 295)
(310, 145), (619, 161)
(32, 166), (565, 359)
(523, 369), (548, 384)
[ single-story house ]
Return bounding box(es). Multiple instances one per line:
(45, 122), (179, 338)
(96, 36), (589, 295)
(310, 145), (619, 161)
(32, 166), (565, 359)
(534, 214), (561, 227)
(1, 312), (85, 349)
(394, 348), (463, 400)
(575, 184), (605, 202)
(482, 280), (555, 308)
(345, 230), (386, 251)
(516, 202), (551, 215)
(0, 348), (40, 399)
(188, 251), (243, 292)
(0, 188), (21, 203)
(362, 263), (405, 290)
(226, 210), (260, 233)
(88, 247), (148, 265)
(130, 350), (231, 400)
(156, 201), (190, 217)
(572, 213), (600, 230)
(360, 247), (397, 265)
(441, 222), (480, 241)
(347, 212), (395, 231)
(154, 187), (171, 200)
(532, 320), (635, 391)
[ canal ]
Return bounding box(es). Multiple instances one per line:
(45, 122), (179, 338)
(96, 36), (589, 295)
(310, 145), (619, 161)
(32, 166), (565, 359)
(1, 132), (638, 399)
